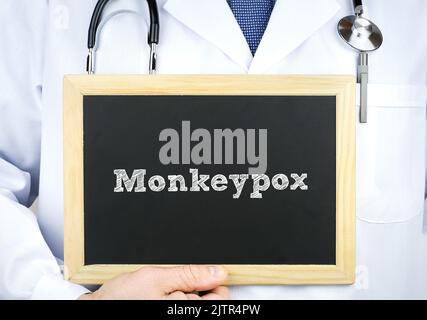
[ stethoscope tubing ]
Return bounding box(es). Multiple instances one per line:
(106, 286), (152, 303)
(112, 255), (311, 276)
(88, 0), (110, 50)
(87, 0), (159, 74)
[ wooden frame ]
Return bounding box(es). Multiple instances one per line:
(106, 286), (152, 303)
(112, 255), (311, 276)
(63, 75), (356, 285)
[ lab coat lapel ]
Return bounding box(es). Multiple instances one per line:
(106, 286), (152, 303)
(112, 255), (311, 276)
(249, 0), (341, 73)
(163, 0), (253, 71)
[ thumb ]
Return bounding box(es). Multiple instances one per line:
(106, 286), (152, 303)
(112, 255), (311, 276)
(157, 265), (228, 294)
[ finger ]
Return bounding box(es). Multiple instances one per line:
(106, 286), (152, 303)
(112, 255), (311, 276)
(201, 286), (230, 300)
(165, 291), (187, 300)
(166, 292), (202, 300)
(156, 265), (228, 293)
(186, 293), (202, 300)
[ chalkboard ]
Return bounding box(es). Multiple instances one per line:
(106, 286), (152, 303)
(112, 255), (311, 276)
(64, 75), (356, 285)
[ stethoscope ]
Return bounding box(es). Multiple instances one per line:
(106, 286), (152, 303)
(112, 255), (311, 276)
(338, 0), (383, 123)
(86, 0), (383, 123)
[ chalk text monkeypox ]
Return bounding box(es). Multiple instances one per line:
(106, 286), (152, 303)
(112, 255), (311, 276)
(113, 121), (309, 199)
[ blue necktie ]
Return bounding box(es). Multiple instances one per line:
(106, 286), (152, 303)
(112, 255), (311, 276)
(227, 0), (275, 56)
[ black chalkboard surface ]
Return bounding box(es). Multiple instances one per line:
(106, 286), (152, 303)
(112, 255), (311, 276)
(64, 75), (355, 285)
(83, 95), (336, 265)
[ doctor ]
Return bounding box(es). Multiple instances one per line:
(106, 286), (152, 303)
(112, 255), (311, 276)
(1, 0), (427, 299)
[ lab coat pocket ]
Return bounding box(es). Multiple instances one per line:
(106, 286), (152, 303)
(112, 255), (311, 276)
(356, 84), (427, 223)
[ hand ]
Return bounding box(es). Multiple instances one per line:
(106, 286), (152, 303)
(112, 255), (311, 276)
(79, 265), (229, 300)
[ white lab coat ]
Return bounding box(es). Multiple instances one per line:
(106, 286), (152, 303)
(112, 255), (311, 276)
(1, 0), (427, 299)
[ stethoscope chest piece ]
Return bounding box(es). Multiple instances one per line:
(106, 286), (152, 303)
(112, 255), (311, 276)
(338, 15), (383, 52)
